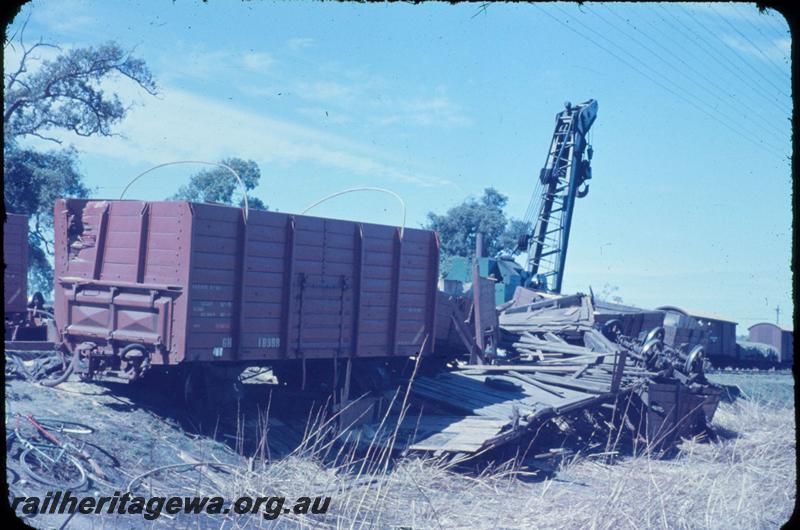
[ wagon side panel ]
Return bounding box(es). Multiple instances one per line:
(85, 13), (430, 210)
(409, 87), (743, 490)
(53, 199), (191, 365)
(184, 202), (244, 362)
(394, 227), (438, 357)
(4, 213), (29, 314)
(237, 212), (439, 361)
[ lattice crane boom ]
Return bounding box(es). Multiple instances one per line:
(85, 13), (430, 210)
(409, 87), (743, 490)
(520, 99), (598, 293)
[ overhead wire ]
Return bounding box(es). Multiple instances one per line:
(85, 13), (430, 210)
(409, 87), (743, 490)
(533, 3), (785, 159)
(762, 8), (790, 37)
(673, 4), (790, 100)
(559, 4), (789, 150)
(591, 3), (787, 145)
(733, 3), (791, 75)
(712, 3), (791, 81)
(666, 5), (790, 115)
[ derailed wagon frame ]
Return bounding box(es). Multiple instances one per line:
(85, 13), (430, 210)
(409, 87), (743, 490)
(388, 290), (725, 459)
(48, 198), (725, 460)
(53, 198), (442, 390)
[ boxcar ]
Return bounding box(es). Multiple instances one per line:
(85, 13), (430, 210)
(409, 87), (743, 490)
(53, 199), (440, 381)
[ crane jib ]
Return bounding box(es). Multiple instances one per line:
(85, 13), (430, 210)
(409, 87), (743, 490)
(525, 99), (598, 294)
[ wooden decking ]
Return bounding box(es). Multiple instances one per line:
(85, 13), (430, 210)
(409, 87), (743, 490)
(398, 365), (625, 456)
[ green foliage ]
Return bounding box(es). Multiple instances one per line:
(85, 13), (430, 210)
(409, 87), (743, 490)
(425, 188), (529, 258)
(171, 158), (268, 211)
(4, 143), (90, 293)
(499, 218), (531, 255)
(4, 40), (157, 143)
(3, 24), (157, 296)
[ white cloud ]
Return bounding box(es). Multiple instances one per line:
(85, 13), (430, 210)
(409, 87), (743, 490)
(294, 80), (358, 103)
(152, 41), (470, 133)
(722, 35), (790, 66)
(287, 37), (315, 51)
(295, 107), (353, 124)
(373, 96), (471, 128)
(158, 48), (276, 83)
(240, 51), (275, 73)
(289, 77), (470, 129)
(19, 81), (452, 188)
(19, 0), (95, 34)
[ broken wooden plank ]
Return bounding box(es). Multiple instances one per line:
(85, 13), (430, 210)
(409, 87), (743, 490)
(524, 372), (611, 394)
(507, 371), (566, 398)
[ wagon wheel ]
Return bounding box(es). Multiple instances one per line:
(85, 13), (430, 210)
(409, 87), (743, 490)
(20, 445), (87, 490)
(602, 319), (623, 341)
(641, 338), (664, 371)
(644, 327), (665, 345)
(641, 338), (663, 358)
(684, 345), (705, 376)
(183, 365), (239, 429)
(183, 365), (212, 427)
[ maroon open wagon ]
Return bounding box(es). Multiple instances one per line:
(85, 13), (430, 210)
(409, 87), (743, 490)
(53, 199), (440, 383)
(4, 213), (57, 344)
(4, 213), (28, 317)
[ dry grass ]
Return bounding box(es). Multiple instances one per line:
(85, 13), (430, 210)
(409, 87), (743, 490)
(10, 369), (793, 529)
(131, 393), (794, 530)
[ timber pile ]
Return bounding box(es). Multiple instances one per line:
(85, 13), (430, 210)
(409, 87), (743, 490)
(400, 291), (723, 458)
(496, 293), (643, 394)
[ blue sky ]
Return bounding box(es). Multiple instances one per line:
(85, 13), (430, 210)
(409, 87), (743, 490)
(5, 1), (792, 329)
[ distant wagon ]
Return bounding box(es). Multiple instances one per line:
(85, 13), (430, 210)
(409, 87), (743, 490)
(53, 199), (441, 387)
(657, 306), (738, 361)
(747, 322), (794, 367)
(4, 213), (53, 342)
(4, 213), (28, 318)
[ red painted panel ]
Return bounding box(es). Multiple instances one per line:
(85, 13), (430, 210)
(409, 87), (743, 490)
(4, 213), (28, 314)
(55, 199), (439, 365)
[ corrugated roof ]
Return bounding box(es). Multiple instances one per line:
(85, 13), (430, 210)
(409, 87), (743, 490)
(656, 305), (738, 324)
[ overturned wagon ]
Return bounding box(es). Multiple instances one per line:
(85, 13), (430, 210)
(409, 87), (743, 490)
(53, 199), (440, 384)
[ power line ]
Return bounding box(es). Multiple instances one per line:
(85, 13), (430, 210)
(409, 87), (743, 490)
(665, 4), (791, 116)
(680, 4), (790, 99)
(533, 4), (785, 159)
(559, 4), (786, 149)
(591, 4), (787, 146)
(734, 3), (791, 75)
(759, 7), (791, 41)
(711, 3), (790, 82)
